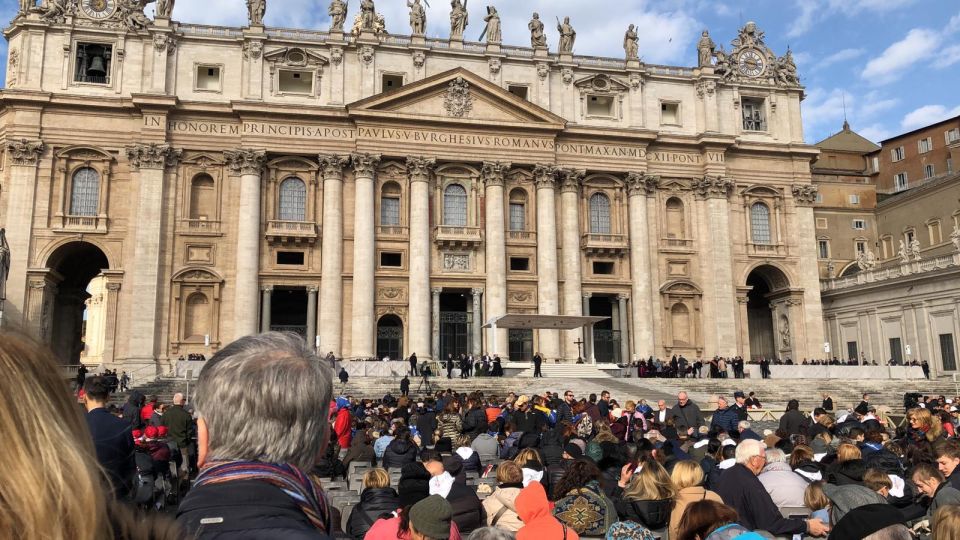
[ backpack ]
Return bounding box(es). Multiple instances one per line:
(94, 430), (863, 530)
(576, 415), (594, 439)
(605, 521), (656, 540)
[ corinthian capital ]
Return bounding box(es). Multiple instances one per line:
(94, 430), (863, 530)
(559, 169), (586, 193)
(318, 154), (350, 180)
(791, 184), (819, 206)
(692, 175), (736, 199)
(5, 138), (44, 166)
(350, 153), (382, 178)
(533, 164), (559, 189)
(480, 161), (511, 187)
(126, 143), (182, 170)
(406, 157), (436, 182)
(625, 172), (660, 196)
(224, 149), (267, 175)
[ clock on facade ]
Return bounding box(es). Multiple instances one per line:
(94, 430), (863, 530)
(80, 0), (118, 20)
(737, 49), (765, 78)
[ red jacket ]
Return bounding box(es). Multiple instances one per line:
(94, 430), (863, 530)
(334, 407), (352, 449)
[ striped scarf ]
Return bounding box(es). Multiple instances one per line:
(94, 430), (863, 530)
(194, 461), (330, 534)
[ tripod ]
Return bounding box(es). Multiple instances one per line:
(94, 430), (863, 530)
(416, 366), (434, 395)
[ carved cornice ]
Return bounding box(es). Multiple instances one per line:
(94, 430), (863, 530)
(351, 153), (382, 178)
(318, 154), (350, 180)
(625, 172), (660, 196)
(559, 169), (586, 193)
(692, 175), (736, 199)
(126, 143), (182, 170)
(480, 161), (511, 187)
(224, 149), (267, 175)
(406, 157), (436, 182)
(791, 184), (819, 206)
(5, 138), (44, 166)
(533, 165), (559, 189)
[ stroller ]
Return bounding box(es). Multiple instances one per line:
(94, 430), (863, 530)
(132, 445), (178, 510)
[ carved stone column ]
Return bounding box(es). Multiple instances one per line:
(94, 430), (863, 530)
(481, 161), (510, 356)
(431, 287), (442, 362)
(126, 143), (182, 366)
(306, 286), (318, 350)
(582, 293), (593, 363)
(260, 286), (272, 333)
(408, 157), (436, 360)
(534, 165), (560, 360)
(25, 269), (60, 345)
(626, 173), (657, 359)
(618, 293), (630, 363)
(225, 149), (267, 339)
(472, 288), (483, 356)
(350, 153), (381, 359)
(693, 176), (738, 357)
(3, 139), (44, 328)
(791, 184), (826, 360)
(318, 155), (349, 357)
(559, 169), (585, 360)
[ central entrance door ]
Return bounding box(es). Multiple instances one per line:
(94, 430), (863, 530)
(376, 315), (404, 360)
(439, 292), (470, 360)
(508, 329), (533, 361)
(270, 287), (307, 337)
(590, 296), (621, 364)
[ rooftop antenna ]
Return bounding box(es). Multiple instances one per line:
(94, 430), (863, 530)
(842, 92), (850, 130)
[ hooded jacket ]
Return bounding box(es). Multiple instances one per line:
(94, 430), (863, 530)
(334, 407), (352, 449)
(462, 406), (488, 440)
(516, 482), (580, 540)
(381, 438), (419, 470)
(481, 483), (524, 532)
(397, 462), (431, 507)
(470, 432), (500, 462)
(613, 497), (672, 530)
(345, 487), (399, 539)
(821, 483), (888, 526)
(757, 461), (809, 508)
(670, 487), (722, 540)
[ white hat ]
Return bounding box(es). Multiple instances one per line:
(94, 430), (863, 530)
(722, 439), (737, 447)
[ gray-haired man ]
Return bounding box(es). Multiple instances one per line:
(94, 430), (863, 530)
(177, 332), (334, 539)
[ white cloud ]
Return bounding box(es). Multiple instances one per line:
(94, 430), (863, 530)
(861, 28), (941, 84)
(857, 124), (893, 144)
(789, 0), (916, 37)
(816, 48), (865, 70)
(934, 44), (960, 69)
(901, 104), (960, 130)
(826, 0), (917, 14)
(802, 87), (901, 143)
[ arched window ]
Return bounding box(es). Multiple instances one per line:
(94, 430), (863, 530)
(671, 303), (691, 346)
(380, 181), (401, 226)
(589, 192), (611, 234)
(750, 202), (772, 244)
(443, 184), (468, 226)
(184, 292), (210, 340)
(665, 197), (685, 239)
(278, 177), (307, 221)
(508, 189), (527, 231)
(189, 174), (216, 220)
(70, 167), (100, 216)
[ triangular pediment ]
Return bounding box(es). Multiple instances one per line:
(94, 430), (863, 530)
(348, 68), (566, 130)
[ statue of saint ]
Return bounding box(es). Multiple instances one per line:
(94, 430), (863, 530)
(780, 319), (791, 349)
(328, 0), (347, 32)
(697, 30), (715, 67)
(118, 0), (152, 30)
(734, 21), (765, 48)
(450, 0), (468, 40)
(898, 240), (909, 263)
(776, 48), (799, 85)
(481, 6), (501, 44)
(246, 0), (266, 25)
(156, 0), (174, 17)
(557, 16), (576, 54)
(408, 0), (425, 35)
(18, 0), (35, 14)
(360, 0), (376, 31)
(623, 24), (639, 60)
(910, 238), (922, 261)
(0, 229), (9, 306)
(529, 12), (547, 48)
(951, 225), (960, 252)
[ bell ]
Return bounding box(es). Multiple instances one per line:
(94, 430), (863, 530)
(87, 56), (106, 78)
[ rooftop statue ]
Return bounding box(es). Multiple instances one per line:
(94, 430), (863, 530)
(529, 13), (547, 48)
(328, 0), (347, 32)
(246, 0), (265, 25)
(360, 0), (377, 31)
(408, 0), (425, 36)
(623, 24), (639, 60)
(156, 0), (174, 18)
(557, 16), (576, 54)
(480, 6), (501, 44)
(450, 0), (468, 40)
(697, 30), (715, 68)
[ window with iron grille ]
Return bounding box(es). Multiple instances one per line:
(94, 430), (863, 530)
(589, 192), (611, 234)
(509, 203), (526, 231)
(750, 202), (771, 244)
(381, 196), (400, 226)
(70, 167), (100, 216)
(443, 184), (468, 226)
(278, 177), (306, 221)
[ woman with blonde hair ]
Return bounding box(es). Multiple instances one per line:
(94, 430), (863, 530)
(481, 461), (524, 532)
(346, 468), (400, 538)
(835, 443), (862, 463)
(933, 504), (960, 540)
(0, 332), (179, 540)
(667, 460), (722, 540)
(614, 457), (675, 531)
(908, 407), (944, 444)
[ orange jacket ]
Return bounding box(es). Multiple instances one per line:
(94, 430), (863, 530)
(516, 482), (579, 540)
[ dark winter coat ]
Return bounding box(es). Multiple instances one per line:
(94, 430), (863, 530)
(709, 407), (740, 434)
(778, 409), (810, 436)
(462, 406), (488, 440)
(669, 401), (703, 433)
(86, 408), (135, 500)
(415, 409), (438, 442)
(381, 438), (419, 470)
(613, 498), (672, 530)
(511, 409), (546, 434)
(446, 481), (485, 536)
(715, 464), (806, 536)
(346, 487), (400, 539)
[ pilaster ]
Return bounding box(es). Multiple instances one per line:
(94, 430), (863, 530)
(481, 161), (509, 357)
(3, 138), (44, 327)
(559, 168), (585, 360)
(408, 156), (436, 360)
(625, 172), (657, 359)
(350, 152), (381, 359)
(534, 164), (560, 360)
(318, 154), (350, 357)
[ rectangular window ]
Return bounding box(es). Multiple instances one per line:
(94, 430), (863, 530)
(509, 257), (530, 271)
(74, 42), (113, 85)
(380, 197), (400, 226)
(741, 97), (767, 131)
(918, 138), (933, 153)
(871, 156), (880, 173)
(278, 70), (314, 94)
(855, 241), (867, 254)
(379, 252), (402, 267)
(818, 240), (829, 259)
(508, 203), (525, 231)
(508, 85), (529, 100)
(276, 251), (305, 265)
(925, 164), (935, 178)
(847, 341), (859, 361)
(891, 147), (905, 162)
(382, 73), (404, 91)
(929, 221), (942, 244)
(882, 236), (894, 258)
(906, 230), (915, 245)
(587, 95), (615, 117)
(894, 172), (908, 191)
(816, 218), (828, 229)
(889, 337), (903, 365)
(852, 219), (866, 230)
(195, 65), (222, 91)
(660, 102), (680, 125)
(849, 194), (860, 205)
(949, 158), (954, 173)
(941, 334), (957, 371)
(593, 261), (615, 275)
(946, 129), (960, 144)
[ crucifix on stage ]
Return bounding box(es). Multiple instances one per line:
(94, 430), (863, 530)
(574, 337), (584, 363)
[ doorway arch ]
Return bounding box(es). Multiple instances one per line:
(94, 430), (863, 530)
(744, 264), (791, 361)
(44, 241), (110, 365)
(376, 314), (404, 361)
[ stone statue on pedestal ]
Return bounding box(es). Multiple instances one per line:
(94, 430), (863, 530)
(246, 0), (265, 25)
(623, 24), (639, 60)
(529, 13), (547, 48)
(450, 0), (468, 40)
(951, 225), (960, 252)
(360, 0), (376, 31)
(19, 0), (36, 14)
(481, 6), (501, 43)
(898, 240), (909, 263)
(557, 16), (576, 54)
(328, 0), (347, 32)
(910, 238), (922, 261)
(155, 0), (174, 17)
(407, 0), (425, 35)
(776, 48), (799, 86)
(118, 0), (153, 30)
(697, 30), (715, 67)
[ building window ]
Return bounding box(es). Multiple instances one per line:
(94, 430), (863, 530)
(847, 342), (859, 361)
(941, 334), (957, 371)
(74, 43), (112, 85)
(184, 292), (210, 340)
(889, 337), (903, 364)
(592, 261), (615, 275)
(508, 189), (527, 231)
(589, 192), (612, 234)
(881, 236), (894, 258)
(949, 158), (954, 173)
(905, 229), (915, 245)
(660, 102), (680, 125)
(918, 137), (933, 154)
(925, 164), (935, 178)
(382, 73), (404, 91)
(818, 239), (830, 259)
(69, 167), (100, 216)
(508, 85), (529, 100)
(870, 156), (880, 173)
(509, 257), (530, 271)
(928, 220), (942, 244)
(189, 174), (216, 220)
(587, 95), (615, 117)
(891, 146), (905, 162)
(849, 194), (860, 205)
(278, 177), (307, 221)
(750, 202), (772, 244)
(442, 184), (468, 226)
(665, 197), (685, 239)
(894, 172), (908, 191)
(946, 129), (960, 145)
(855, 240), (867, 254)
(852, 219), (866, 230)
(195, 65), (222, 92)
(278, 69), (314, 94)
(816, 218), (828, 229)
(380, 252), (402, 267)
(380, 182), (401, 226)
(741, 97), (766, 131)
(276, 251), (305, 265)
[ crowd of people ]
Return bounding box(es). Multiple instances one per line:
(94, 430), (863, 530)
(5, 328), (960, 539)
(625, 354), (932, 379)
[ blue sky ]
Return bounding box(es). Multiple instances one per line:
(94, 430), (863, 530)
(2, 0), (957, 144)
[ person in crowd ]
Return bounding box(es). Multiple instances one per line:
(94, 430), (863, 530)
(907, 407), (944, 444)
(757, 447), (809, 508)
(653, 399), (669, 425)
(428, 456), (485, 535)
(466, 527), (514, 540)
(398, 461), (433, 508)
(454, 434), (483, 474)
(470, 423), (500, 463)
(829, 504), (910, 540)
(400, 375), (410, 397)
(409, 352), (419, 376)
(668, 459), (723, 540)
(597, 391), (612, 419)
(161, 391), (193, 480)
(613, 457), (674, 530)
(744, 392), (762, 409)
(532, 352), (543, 378)
(670, 391), (704, 437)
(738, 420), (762, 441)
(1, 332), (180, 539)
(675, 500), (759, 540)
(344, 429), (376, 469)
(511, 395), (546, 435)
(911, 462), (960, 532)
(730, 391), (749, 421)
(383, 428), (420, 470)
(552, 459), (617, 537)
(83, 375), (136, 499)
(710, 396), (739, 436)
(933, 504), (960, 540)
(778, 399), (810, 436)
(334, 398), (353, 449)
(462, 394), (488, 441)
(804, 482), (831, 523)
(123, 390), (146, 431)
(176, 332), (335, 538)
(715, 439), (829, 537)
(935, 439), (960, 490)
(436, 401), (463, 450)
(339, 367), (349, 385)
(821, 392), (834, 412)
(481, 461), (524, 532)
(365, 494), (462, 540)
(346, 468), (400, 539)
(516, 481), (579, 540)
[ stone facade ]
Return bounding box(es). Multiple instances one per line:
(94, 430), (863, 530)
(0, 8), (824, 374)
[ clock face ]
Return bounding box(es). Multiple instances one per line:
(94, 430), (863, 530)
(80, 0), (117, 20)
(738, 49), (765, 78)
